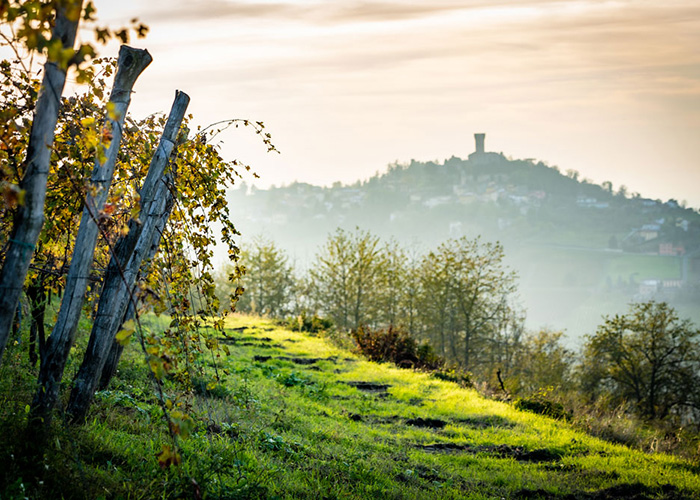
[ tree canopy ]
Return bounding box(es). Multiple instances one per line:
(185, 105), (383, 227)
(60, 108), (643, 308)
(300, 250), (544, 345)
(581, 301), (700, 421)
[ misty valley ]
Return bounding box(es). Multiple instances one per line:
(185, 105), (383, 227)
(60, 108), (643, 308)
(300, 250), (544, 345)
(227, 134), (700, 344)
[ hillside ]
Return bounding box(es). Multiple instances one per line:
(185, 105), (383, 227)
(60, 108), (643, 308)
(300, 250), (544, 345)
(227, 139), (700, 342)
(3, 315), (698, 499)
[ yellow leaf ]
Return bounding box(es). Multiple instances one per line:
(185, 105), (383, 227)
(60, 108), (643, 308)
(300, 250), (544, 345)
(148, 355), (166, 380)
(156, 444), (181, 469)
(106, 102), (121, 121)
(115, 328), (133, 346)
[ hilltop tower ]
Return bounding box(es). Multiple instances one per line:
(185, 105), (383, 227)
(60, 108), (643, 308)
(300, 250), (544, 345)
(468, 132), (504, 164)
(474, 133), (485, 154)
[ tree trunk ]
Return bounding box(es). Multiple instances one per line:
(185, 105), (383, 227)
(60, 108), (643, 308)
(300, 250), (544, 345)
(0, 1), (84, 361)
(66, 91), (188, 423)
(30, 46), (152, 426)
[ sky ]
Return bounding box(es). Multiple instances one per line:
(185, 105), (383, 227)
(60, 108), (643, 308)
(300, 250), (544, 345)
(90, 0), (700, 207)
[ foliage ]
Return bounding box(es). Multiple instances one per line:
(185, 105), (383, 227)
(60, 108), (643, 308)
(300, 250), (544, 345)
(0, 0), (147, 81)
(285, 310), (333, 334)
(580, 301), (700, 422)
(505, 329), (575, 396)
(305, 230), (522, 376)
(0, 0), (149, 238)
(232, 235), (296, 317)
(0, 8), (279, 486)
(515, 388), (572, 421)
(1, 55), (264, 377)
(351, 324), (442, 370)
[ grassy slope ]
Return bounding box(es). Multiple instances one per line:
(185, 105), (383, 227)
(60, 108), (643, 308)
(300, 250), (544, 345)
(1, 315), (699, 499)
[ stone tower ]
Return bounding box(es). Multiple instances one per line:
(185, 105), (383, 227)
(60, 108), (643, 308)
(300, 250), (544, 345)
(474, 133), (485, 154)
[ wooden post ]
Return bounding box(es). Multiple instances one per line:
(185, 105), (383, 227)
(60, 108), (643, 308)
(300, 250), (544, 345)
(0, 1), (84, 362)
(97, 184), (177, 391)
(66, 91), (189, 423)
(30, 46), (152, 426)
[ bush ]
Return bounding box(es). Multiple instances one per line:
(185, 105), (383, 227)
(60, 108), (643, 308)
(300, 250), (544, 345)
(515, 395), (571, 421)
(351, 325), (442, 370)
(286, 311), (333, 334)
(431, 368), (473, 388)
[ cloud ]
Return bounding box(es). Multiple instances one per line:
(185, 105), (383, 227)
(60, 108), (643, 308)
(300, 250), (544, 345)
(140, 0), (571, 25)
(109, 0), (700, 207)
(137, 0), (700, 114)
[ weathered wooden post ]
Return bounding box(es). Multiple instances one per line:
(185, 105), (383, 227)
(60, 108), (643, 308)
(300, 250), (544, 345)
(0, 1), (85, 362)
(97, 176), (177, 391)
(67, 91), (189, 422)
(30, 46), (152, 426)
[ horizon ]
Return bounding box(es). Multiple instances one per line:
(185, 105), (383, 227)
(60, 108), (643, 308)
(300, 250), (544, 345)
(235, 136), (700, 210)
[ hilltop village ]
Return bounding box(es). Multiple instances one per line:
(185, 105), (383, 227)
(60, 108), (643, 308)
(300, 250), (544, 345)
(228, 135), (700, 337)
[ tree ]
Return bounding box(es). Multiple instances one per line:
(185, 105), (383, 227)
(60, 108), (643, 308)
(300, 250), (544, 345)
(235, 236), (295, 318)
(581, 301), (700, 421)
(309, 228), (386, 330)
(416, 243), (457, 358)
(418, 237), (518, 372)
(374, 240), (413, 330)
(508, 329), (574, 396)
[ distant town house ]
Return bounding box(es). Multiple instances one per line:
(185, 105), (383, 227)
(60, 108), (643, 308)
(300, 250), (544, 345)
(659, 243), (685, 256)
(638, 224), (661, 241)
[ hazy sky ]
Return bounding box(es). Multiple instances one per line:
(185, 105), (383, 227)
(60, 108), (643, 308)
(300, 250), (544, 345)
(91, 0), (700, 207)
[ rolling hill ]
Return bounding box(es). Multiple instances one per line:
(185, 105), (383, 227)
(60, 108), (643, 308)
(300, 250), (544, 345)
(226, 138), (700, 343)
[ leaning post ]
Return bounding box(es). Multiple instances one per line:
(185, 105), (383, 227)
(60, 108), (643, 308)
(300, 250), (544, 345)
(30, 46), (152, 426)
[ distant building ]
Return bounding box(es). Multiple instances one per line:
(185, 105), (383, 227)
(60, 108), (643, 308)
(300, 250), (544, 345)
(662, 280), (682, 289)
(424, 195), (452, 208)
(638, 224), (660, 241)
(638, 280), (660, 297)
(659, 243), (685, 256)
(468, 133), (505, 164)
(474, 133), (485, 154)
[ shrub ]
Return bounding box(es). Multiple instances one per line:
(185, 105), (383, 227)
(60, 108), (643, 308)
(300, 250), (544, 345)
(286, 311), (333, 334)
(351, 325), (442, 370)
(515, 394), (571, 421)
(431, 368), (473, 388)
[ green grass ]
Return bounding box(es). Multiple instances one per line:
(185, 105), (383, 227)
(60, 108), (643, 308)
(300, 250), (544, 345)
(1, 315), (699, 499)
(605, 253), (681, 282)
(513, 246), (682, 289)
